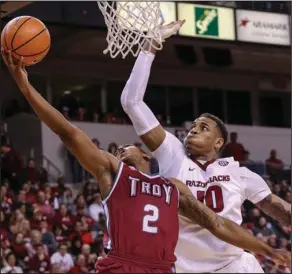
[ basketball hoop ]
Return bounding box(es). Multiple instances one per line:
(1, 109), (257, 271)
(97, 1), (164, 59)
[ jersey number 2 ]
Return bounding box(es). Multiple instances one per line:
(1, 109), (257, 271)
(197, 185), (224, 213)
(142, 204), (159, 234)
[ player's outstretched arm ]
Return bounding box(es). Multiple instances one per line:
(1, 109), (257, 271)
(120, 20), (184, 152)
(170, 178), (291, 267)
(1, 49), (119, 197)
(240, 166), (291, 227)
(255, 194), (291, 227)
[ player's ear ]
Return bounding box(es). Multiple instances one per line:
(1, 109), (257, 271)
(214, 137), (224, 153)
(142, 154), (151, 161)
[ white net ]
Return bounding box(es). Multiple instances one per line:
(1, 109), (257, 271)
(97, 1), (164, 59)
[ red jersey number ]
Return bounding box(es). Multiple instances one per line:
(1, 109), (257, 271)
(142, 204), (159, 234)
(197, 186), (224, 213)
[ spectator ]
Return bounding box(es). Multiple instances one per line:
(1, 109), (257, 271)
(1, 144), (24, 192)
(9, 210), (30, 236)
(54, 204), (75, 235)
(92, 111), (100, 123)
(1, 211), (11, 251)
(11, 233), (28, 263)
(88, 193), (104, 222)
(72, 194), (88, 216)
(81, 244), (97, 270)
(83, 182), (95, 205)
(1, 252), (23, 273)
(22, 183), (37, 204)
(222, 132), (245, 162)
(278, 237), (288, 250)
(107, 142), (118, 155)
(272, 184), (281, 197)
(50, 243), (74, 273)
(53, 226), (68, 245)
(39, 166), (48, 186)
(22, 159), (41, 185)
(266, 149), (284, 177)
(253, 216), (274, 237)
(35, 191), (55, 220)
(25, 230), (48, 258)
(1, 185), (13, 216)
(75, 107), (87, 122)
(241, 150), (255, 165)
(40, 220), (57, 253)
(70, 254), (88, 273)
(28, 244), (51, 273)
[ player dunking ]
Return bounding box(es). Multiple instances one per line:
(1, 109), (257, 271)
(2, 49), (290, 273)
(120, 21), (291, 273)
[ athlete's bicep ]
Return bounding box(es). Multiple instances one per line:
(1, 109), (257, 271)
(151, 131), (185, 177)
(140, 124), (166, 151)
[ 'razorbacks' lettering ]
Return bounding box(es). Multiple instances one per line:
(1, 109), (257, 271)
(186, 175), (230, 188)
(129, 176), (173, 205)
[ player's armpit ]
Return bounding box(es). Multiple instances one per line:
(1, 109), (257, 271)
(255, 194), (291, 227)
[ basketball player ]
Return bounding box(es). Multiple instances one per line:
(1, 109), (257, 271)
(120, 21), (291, 273)
(2, 49), (290, 273)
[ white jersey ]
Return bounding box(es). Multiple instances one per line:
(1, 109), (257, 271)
(152, 132), (271, 273)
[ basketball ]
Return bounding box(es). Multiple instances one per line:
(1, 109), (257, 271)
(1, 16), (50, 66)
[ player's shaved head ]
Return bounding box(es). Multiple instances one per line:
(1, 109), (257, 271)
(115, 144), (151, 174)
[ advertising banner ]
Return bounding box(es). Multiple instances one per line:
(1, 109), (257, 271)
(178, 3), (235, 40)
(236, 10), (290, 45)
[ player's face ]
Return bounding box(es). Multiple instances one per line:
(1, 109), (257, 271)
(115, 145), (147, 167)
(184, 117), (223, 156)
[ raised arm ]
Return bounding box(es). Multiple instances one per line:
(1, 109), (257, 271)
(256, 194), (291, 227)
(170, 178), (291, 267)
(1, 49), (119, 198)
(120, 20), (184, 152)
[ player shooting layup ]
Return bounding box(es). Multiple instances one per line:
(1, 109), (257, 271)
(1, 48), (290, 273)
(120, 21), (291, 273)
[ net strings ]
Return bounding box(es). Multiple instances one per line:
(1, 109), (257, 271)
(97, 1), (163, 58)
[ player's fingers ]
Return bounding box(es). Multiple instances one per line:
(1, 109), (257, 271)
(18, 56), (24, 69)
(1, 48), (9, 67)
(7, 50), (14, 67)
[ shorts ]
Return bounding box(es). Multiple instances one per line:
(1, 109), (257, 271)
(96, 254), (173, 273)
(213, 252), (264, 273)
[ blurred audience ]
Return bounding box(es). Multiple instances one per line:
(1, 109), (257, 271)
(222, 132), (245, 162)
(266, 149), (284, 177)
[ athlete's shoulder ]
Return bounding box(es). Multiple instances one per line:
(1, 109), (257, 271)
(213, 157), (240, 169)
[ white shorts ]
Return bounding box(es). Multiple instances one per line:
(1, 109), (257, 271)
(213, 252), (264, 273)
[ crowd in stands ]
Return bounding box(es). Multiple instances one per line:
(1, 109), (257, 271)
(0, 122), (291, 273)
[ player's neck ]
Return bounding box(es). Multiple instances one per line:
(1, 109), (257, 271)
(192, 152), (216, 162)
(135, 161), (151, 175)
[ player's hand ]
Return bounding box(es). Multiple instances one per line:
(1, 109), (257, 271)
(271, 249), (291, 267)
(1, 48), (29, 92)
(159, 19), (185, 41)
